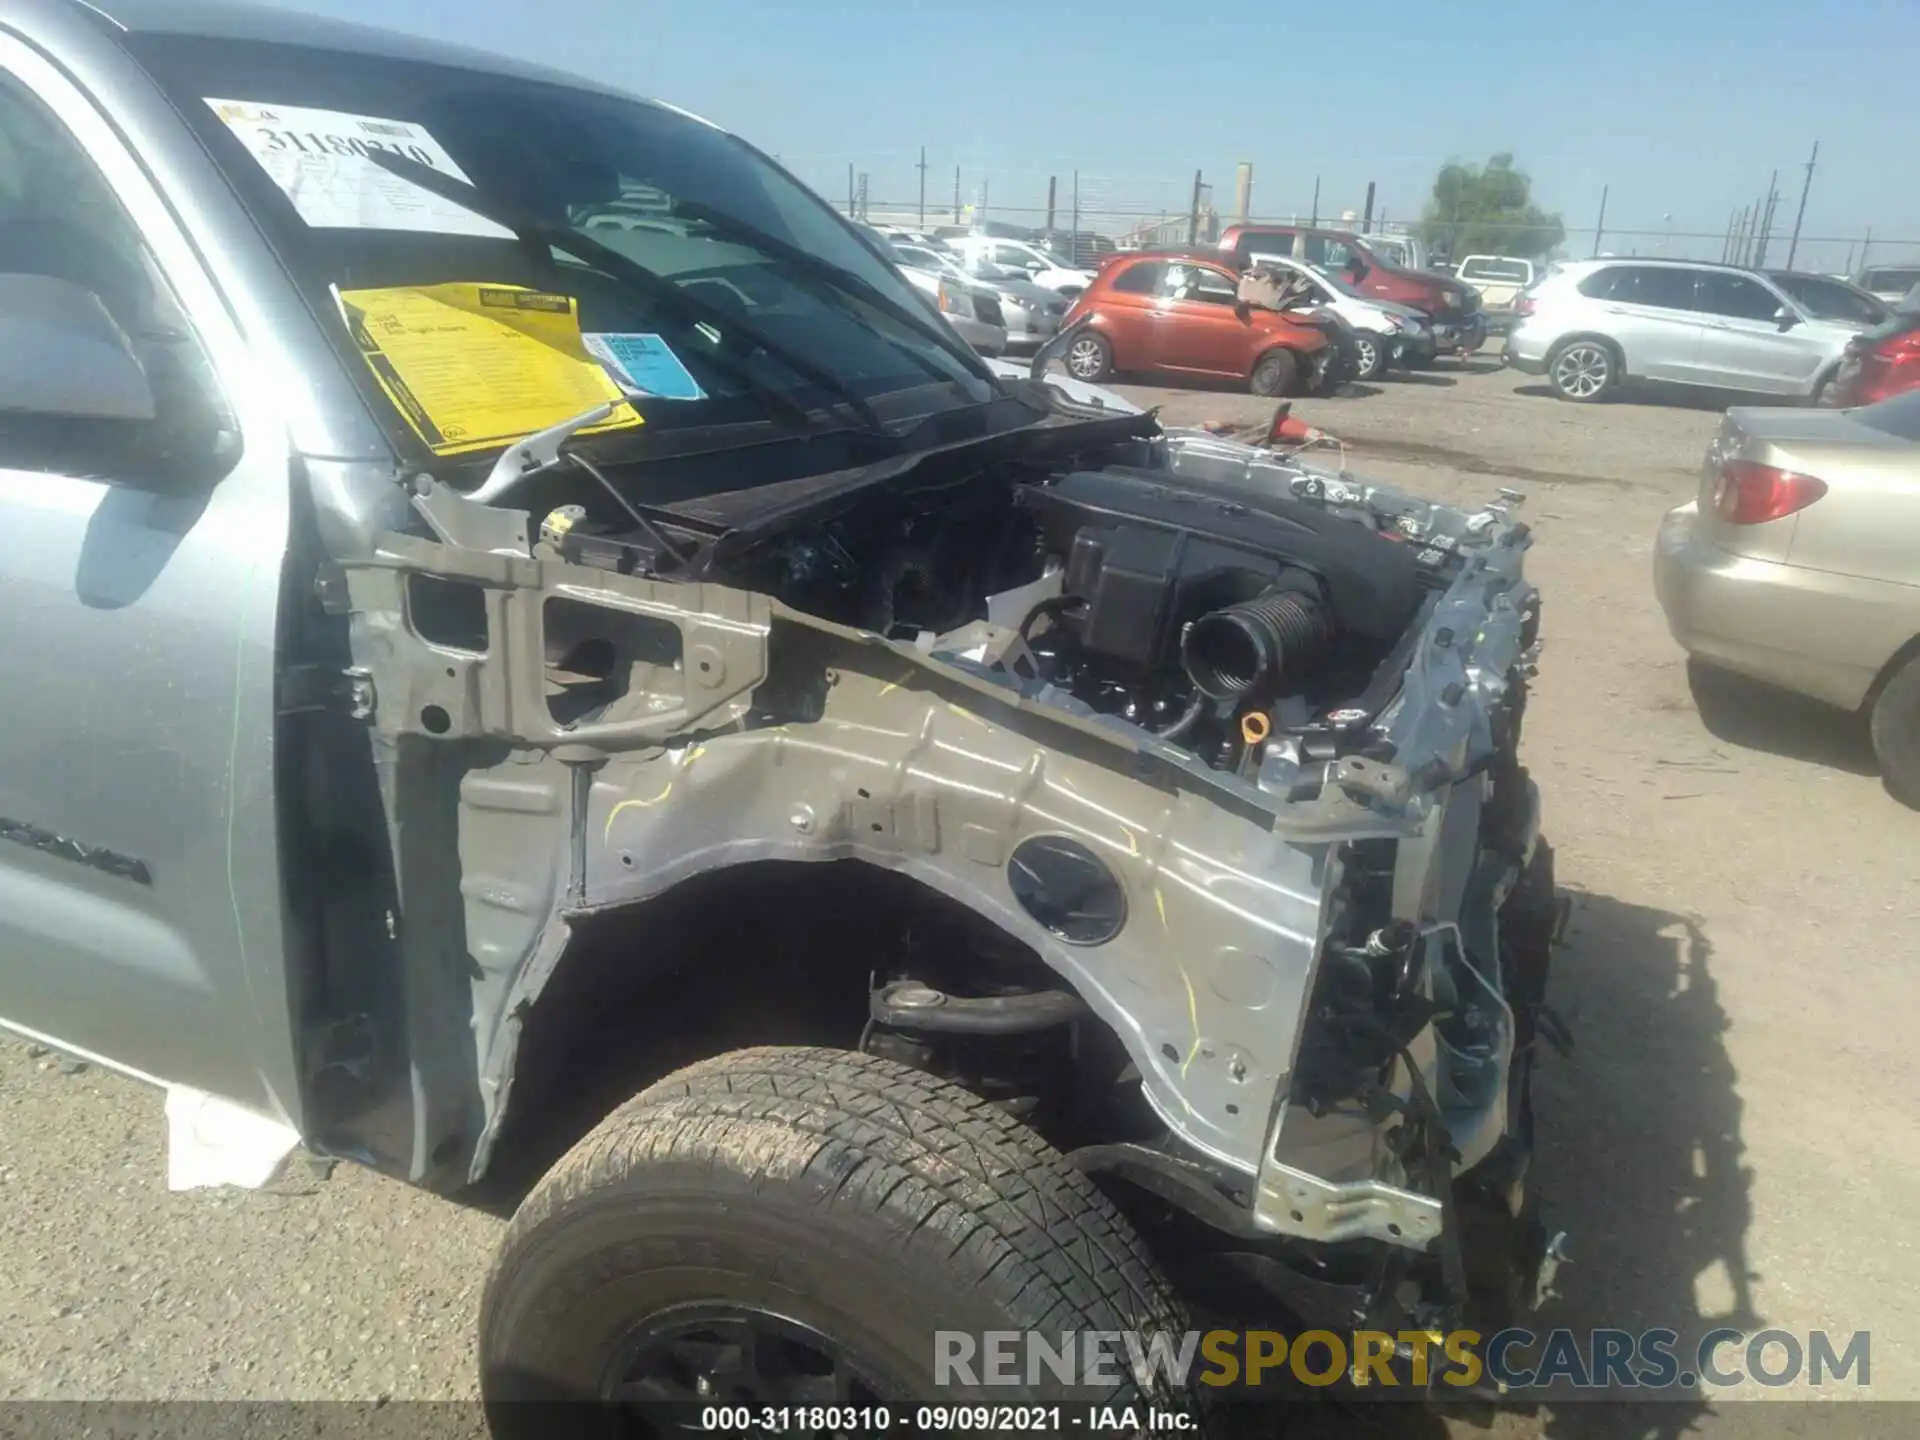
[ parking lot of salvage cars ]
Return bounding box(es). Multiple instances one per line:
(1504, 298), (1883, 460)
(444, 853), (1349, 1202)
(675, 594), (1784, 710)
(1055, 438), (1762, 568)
(2, 361), (1915, 1418)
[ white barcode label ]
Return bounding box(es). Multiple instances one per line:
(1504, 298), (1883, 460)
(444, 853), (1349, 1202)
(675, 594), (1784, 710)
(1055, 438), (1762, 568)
(204, 98), (513, 238)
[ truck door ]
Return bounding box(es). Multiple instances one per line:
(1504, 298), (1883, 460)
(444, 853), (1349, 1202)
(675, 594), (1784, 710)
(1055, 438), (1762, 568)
(0, 41), (303, 1124)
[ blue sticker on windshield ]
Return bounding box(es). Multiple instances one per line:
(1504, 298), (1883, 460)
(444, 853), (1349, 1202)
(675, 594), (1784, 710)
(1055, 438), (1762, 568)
(584, 333), (706, 401)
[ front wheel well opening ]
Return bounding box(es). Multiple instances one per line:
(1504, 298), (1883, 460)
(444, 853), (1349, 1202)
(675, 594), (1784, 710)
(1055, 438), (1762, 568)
(475, 859), (1155, 1206)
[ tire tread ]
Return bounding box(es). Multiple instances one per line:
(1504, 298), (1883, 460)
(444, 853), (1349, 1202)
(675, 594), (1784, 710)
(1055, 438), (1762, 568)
(484, 1047), (1189, 1407)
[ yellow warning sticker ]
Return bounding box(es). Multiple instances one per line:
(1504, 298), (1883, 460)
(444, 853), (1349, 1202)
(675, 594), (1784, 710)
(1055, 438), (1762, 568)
(334, 283), (642, 456)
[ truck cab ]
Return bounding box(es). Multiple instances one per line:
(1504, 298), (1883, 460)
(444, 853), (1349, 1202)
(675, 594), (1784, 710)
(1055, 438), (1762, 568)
(0, 0), (1561, 1417)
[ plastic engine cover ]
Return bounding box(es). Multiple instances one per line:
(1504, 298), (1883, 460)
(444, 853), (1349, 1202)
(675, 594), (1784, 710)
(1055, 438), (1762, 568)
(1017, 467), (1422, 641)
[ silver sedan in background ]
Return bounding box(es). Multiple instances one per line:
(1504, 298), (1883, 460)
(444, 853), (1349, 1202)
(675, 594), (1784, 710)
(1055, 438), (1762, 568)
(891, 242), (1065, 350)
(1654, 389), (1920, 805)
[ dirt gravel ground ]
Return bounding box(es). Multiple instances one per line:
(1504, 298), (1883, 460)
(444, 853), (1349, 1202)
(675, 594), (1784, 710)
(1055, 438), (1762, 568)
(1, 361), (1914, 1434)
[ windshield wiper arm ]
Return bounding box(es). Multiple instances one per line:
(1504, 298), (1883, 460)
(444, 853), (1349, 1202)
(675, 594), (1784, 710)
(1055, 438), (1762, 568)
(360, 150), (889, 436)
(670, 200), (994, 386)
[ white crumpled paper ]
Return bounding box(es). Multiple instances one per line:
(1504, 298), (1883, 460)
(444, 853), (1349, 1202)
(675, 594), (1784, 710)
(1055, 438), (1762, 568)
(164, 1084), (302, 1191)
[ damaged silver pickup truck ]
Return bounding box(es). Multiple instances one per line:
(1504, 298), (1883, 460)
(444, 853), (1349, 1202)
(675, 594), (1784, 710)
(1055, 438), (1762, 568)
(0, 0), (1567, 1425)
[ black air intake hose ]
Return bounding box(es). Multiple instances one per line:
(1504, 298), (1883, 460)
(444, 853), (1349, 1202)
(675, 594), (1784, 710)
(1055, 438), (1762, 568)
(1182, 585), (1332, 700)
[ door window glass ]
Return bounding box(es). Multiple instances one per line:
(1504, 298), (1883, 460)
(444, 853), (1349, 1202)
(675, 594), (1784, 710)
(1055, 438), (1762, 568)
(1108, 260), (1164, 295)
(0, 77), (230, 478)
(1696, 272), (1786, 322)
(1158, 263), (1236, 305)
(1302, 235), (1359, 271)
(1576, 266), (1623, 299)
(1610, 266), (1701, 311)
(1769, 274), (1886, 325)
(1230, 231), (1294, 266)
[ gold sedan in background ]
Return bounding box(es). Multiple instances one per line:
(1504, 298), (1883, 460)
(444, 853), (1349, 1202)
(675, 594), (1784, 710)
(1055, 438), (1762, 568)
(1655, 390), (1920, 805)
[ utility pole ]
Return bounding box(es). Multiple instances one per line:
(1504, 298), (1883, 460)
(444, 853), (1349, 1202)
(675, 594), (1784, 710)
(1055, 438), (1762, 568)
(1758, 185), (1781, 267)
(1187, 169), (1203, 246)
(1720, 208), (1736, 262)
(916, 146), (928, 229)
(1859, 225), (1872, 269)
(1751, 168), (1780, 268)
(1045, 175), (1057, 235)
(1784, 141), (1819, 270)
(1309, 175), (1320, 227)
(847, 162), (855, 216)
(1071, 170), (1080, 262)
(1733, 206), (1753, 266)
(1591, 185), (1608, 258)
(856, 173), (869, 222)
(952, 166), (961, 223)
(1361, 180), (1376, 234)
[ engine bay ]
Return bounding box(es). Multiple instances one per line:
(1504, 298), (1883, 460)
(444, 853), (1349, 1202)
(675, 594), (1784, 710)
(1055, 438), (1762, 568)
(364, 397), (1552, 1337)
(524, 418), (1483, 782)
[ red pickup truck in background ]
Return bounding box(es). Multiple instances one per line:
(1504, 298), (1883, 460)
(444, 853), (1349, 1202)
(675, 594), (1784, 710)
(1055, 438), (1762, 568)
(1216, 224), (1487, 361)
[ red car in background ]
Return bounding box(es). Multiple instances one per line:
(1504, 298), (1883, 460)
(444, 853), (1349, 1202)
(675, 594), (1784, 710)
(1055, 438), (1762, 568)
(1057, 252), (1329, 395)
(1216, 223), (1487, 359)
(1831, 310), (1920, 407)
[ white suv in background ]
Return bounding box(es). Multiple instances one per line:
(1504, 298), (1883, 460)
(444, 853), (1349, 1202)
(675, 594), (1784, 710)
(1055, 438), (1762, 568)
(1504, 259), (1872, 404)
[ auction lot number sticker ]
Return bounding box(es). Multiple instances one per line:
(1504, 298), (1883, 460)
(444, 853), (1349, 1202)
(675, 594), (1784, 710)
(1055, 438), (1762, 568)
(204, 99), (514, 238)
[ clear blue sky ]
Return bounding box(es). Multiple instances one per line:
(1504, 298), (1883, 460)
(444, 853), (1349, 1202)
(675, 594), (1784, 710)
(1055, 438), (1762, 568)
(261, 0), (1920, 272)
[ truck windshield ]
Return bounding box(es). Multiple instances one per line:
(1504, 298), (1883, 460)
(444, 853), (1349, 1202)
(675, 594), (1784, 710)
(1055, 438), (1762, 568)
(125, 34), (994, 461)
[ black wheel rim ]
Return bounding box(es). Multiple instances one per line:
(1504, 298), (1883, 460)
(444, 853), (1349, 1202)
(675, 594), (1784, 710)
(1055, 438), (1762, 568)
(600, 1304), (902, 1434)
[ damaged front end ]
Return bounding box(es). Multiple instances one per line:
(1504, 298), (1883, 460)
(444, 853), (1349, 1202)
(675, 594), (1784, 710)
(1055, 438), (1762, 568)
(303, 383), (1564, 1347)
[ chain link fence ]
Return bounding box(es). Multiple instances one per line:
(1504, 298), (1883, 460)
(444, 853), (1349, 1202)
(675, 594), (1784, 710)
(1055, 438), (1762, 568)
(777, 154), (1918, 277)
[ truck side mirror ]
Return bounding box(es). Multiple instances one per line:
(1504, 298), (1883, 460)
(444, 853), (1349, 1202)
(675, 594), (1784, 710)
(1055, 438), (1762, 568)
(0, 273), (156, 422)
